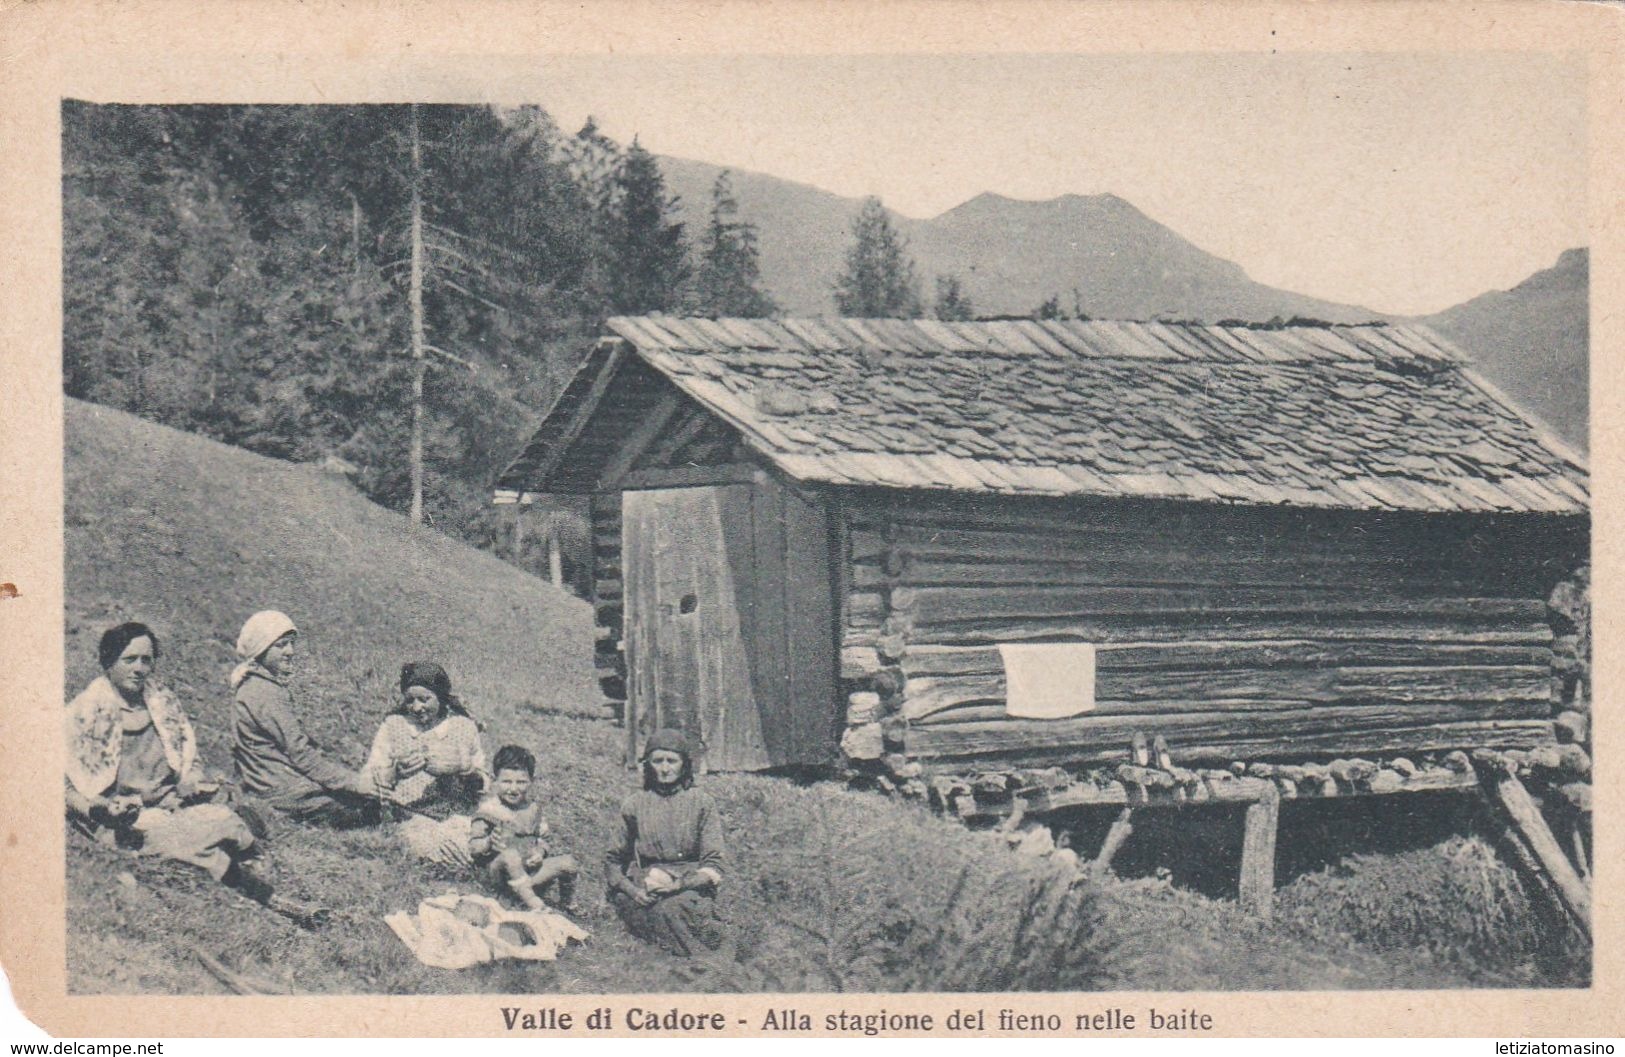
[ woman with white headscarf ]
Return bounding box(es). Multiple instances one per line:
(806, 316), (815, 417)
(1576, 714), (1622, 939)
(230, 610), (376, 826)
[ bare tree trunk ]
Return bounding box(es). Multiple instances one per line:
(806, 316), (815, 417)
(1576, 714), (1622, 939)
(129, 345), (145, 414)
(409, 104), (426, 527)
(348, 189), (364, 275)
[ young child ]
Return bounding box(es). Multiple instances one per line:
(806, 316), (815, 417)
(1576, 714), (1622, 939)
(469, 745), (578, 912)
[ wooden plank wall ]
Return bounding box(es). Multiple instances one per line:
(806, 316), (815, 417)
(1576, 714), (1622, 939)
(605, 474), (839, 770)
(623, 485), (770, 769)
(838, 491), (1585, 770)
(756, 475), (840, 767)
(585, 367), (751, 725)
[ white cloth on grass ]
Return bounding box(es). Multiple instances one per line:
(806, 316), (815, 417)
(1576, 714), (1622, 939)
(385, 892), (588, 969)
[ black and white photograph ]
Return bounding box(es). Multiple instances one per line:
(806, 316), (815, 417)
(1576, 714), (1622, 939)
(2, 0), (1618, 1039)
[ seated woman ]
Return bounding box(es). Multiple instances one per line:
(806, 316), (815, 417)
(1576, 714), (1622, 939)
(604, 728), (728, 958)
(66, 622), (320, 925)
(362, 662), (492, 865)
(230, 610), (376, 826)
(361, 662), (486, 812)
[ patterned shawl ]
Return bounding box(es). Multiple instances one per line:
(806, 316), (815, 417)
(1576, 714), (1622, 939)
(65, 675), (198, 799)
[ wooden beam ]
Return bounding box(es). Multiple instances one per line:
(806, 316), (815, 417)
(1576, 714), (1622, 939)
(525, 340), (628, 485)
(194, 948), (288, 995)
(894, 585), (1549, 626)
(1090, 808), (1135, 878)
(841, 646), (884, 680)
(644, 407), (715, 467)
(594, 390), (686, 489)
(620, 464), (760, 490)
(896, 641), (1553, 681)
(1483, 768), (1591, 940)
(1239, 784), (1281, 919)
(1571, 825), (1591, 883)
(905, 702), (1551, 760)
(945, 763), (1480, 818)
(849, 553), (1547, 596)
(894, 620), (1555, 648)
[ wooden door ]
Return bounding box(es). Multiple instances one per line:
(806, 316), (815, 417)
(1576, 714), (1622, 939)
(622, 478), (835, 771)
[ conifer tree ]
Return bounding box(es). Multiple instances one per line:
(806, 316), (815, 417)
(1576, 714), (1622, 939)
(694, 171), (777, 318)
(604, 139), (690, 314)
(563, 116), (622, 213)
(1032, 293), (1064, 320)
(62, 102), (596, 548)
(833, 196), (921, 318)
(933, 274), (975, 321)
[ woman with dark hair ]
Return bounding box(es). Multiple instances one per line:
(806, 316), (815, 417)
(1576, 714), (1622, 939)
(361, 662), (487, 812)
(230, 610), (375, 826)
(604, 728), (728, 958)
(66, 622), (320, 925)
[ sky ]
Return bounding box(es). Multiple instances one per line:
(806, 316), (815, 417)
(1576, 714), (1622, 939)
(522, 52), (1585, 316)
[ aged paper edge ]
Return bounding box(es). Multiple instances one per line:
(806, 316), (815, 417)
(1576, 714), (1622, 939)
(0, 0), (1620, 1039)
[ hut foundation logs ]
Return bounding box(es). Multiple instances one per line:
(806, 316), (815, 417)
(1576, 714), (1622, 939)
(853, 731), (1594, 923)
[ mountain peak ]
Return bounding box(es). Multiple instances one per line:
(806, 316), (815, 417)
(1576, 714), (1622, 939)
(654, 152), (1379, 324)
(1553, 246), (1587, 271)
(1061, 191), (1130, 208)
(939, 190), (1018, 216)
(937, 190), (1137, 220)
(1418, 246), (1587, 451)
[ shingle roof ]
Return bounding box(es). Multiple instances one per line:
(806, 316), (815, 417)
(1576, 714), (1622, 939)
(502, 316), (1588, 515)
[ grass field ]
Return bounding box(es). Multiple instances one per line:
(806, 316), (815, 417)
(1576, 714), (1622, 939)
(64, 398), (1573, 994)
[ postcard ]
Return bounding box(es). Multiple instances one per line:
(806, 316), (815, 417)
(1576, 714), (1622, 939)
(0, 0), (1619, 1039)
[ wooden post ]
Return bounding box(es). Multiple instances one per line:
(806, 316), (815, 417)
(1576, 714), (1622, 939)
(547, 526), (563, 586)
(1090, 807), (1134, 879)
(1483, 769), (1591, 940)
(1239, 785), (1280, 919)
(1571, 825), (1590, 883)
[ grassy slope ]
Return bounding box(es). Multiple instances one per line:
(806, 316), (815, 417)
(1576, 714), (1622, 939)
(66, 399), (1530, 994)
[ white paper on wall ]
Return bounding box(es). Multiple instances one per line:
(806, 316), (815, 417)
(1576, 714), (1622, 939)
(997, 642), (1096, 719)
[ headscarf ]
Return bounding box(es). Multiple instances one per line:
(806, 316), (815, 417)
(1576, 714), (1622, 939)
(640, 728), (695, 792)
(642, 728), (693, 760)
(230, 610), (297, 689)
(398, 661), (468, 717)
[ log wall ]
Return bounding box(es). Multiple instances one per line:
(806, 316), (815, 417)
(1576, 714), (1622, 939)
(591, 492), (626, 706)
(836, 491), (1586, 771)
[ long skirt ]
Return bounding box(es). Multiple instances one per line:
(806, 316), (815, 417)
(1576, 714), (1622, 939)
(610, 888), (725, 957)
(398, 813), (474, 868)
(134, 803), (256, 881)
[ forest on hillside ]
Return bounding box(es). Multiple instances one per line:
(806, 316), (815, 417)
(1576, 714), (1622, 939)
(62, 102), (786, 578)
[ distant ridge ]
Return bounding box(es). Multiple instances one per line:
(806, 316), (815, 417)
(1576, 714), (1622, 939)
(659, 155), (1380, 323)
(1417, 248), (1588, 451)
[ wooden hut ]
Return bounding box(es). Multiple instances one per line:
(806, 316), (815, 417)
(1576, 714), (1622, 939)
(496, 316), (1588, 784)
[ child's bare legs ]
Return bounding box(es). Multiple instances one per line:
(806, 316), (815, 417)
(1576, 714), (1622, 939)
(528, 854), (578, 910)
(490, 848), (546, 910)
(492, 850), (579, 911)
